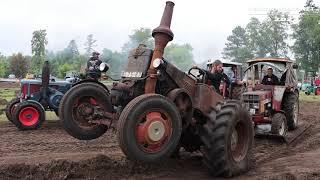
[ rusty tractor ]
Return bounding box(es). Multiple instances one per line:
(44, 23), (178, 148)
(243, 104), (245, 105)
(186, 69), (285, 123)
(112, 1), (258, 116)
(241, 58), (307, 142)
(59, 1), (253, 177)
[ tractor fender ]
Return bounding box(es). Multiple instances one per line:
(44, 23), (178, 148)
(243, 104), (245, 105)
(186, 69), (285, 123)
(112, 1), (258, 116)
(167, 88), (193, 125)
(167, 88), (193, 105)
(72, 79), (110, 94)
(25, 100), (45, 112)
(272, 86), (286, 111)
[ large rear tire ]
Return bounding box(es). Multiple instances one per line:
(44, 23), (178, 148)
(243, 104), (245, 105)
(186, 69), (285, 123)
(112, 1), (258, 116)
(5, 97), (20, 123)
(200, 101), (253, 177)
(282, 92), (299, 130)
(12, 101), (45, 130)
(117, 94), (182, 162)
(59, 82), (113, 140)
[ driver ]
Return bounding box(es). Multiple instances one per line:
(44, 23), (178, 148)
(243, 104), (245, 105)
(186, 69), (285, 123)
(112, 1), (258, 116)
(262, 67), (279, 85)
(196, 59), (230, 93)
(86, 51), (102, 79)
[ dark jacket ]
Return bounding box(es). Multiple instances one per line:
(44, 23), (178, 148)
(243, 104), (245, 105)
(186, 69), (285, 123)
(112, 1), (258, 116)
(262, 74), (279, 85)
(205, 70), (230, 92)
(86, 57), (102, 79)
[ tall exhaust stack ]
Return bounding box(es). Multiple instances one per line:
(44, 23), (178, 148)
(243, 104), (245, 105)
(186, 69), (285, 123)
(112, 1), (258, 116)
(145, 1), (175, 93)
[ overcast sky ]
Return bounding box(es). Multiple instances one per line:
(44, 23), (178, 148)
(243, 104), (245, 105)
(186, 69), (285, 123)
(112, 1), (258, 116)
(0, 0), (311, 63)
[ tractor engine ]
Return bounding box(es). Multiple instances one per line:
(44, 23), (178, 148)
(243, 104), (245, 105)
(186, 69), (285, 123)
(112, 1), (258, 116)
(242, 90), (273, 118)
(48, 90), (64, 110)
(110, 46), (152, 106)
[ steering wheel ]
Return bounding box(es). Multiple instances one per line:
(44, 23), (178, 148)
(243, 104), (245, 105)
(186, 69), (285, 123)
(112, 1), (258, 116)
(188, 67), (207, 83)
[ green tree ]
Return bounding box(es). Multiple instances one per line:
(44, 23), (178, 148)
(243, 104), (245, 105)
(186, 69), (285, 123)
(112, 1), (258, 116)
(31, 29), (48, 73)
(246, 17), (268, 57)
(9, 53), (29, 78)
(292, 0), (320, 72)
(164, 43), (195, 72)
(58, 63), (76, 78)
(66, 39), (79, 57)
(121, 28), (154, 55)
(0, 53), (9, 78)
(261, 10), (291, 57)
(101, 48), (126, 78)
(84, 34), (97, 56)
(222, 26), (253, 63)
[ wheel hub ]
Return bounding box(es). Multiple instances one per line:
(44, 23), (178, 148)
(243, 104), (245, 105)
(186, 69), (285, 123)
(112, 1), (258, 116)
(135, 111), (172, 153)
(147, 121), (166, 142)
(231, 128), (238, 151)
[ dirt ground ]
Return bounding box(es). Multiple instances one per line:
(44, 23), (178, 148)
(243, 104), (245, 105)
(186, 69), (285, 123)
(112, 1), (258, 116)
(0, 101), (320, 180)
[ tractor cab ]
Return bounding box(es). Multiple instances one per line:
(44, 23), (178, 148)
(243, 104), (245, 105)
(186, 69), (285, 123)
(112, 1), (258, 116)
(242, 58), (299, 138)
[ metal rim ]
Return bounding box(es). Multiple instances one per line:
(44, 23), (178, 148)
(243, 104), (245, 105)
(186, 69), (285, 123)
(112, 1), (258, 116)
(279, 119), (285, 136)
(135, 109), (173, 153)
(18, 106), (39, 126)
(293, 103), (298, 125)
(72, 96), (100, 129)
(230, 121), (248, 162)
(10, 103), (19, 116)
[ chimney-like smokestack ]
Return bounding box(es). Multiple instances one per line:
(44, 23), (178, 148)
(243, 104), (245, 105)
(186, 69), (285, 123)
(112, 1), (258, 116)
(145, 1), (175, 93)
(152, 1), (174, 40)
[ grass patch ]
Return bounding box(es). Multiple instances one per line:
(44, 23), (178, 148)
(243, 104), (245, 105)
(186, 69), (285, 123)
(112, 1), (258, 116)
(0, 88), (19, 101)
(299, 91), (320, 102)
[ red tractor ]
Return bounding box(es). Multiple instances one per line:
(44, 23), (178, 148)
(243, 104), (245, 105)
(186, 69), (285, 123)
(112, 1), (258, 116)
(241, 58), (300, 139)
(59, 2), (253, 177)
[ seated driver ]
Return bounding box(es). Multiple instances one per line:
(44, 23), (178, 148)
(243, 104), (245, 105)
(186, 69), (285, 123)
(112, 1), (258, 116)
(86, 51), (102, 79)
(196, 59), (230, 93)
(262, 67), (279, 85)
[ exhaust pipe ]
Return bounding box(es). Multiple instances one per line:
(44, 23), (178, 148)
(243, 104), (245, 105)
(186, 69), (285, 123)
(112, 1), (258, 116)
(145, 1), (175, 93)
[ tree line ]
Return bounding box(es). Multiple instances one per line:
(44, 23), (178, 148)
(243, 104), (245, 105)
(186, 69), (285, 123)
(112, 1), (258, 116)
(223, 0), (320, 74)
(0, 28), (195, 79)
(1, 0), (319, 79)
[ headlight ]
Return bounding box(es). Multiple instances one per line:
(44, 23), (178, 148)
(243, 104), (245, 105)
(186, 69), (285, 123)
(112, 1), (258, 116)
(253, 103), (259, 109)
(152, 58), (163, 69)
(249, 108), (256, 115)
(99, 63), (109, 72)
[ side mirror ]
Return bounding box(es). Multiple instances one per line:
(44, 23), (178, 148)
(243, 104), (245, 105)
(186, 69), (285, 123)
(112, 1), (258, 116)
(99, 63), (110, 72)
(292, 64), (298, 69)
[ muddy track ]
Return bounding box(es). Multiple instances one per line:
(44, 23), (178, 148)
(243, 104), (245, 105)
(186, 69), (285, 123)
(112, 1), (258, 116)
(1, 101), (320, 179)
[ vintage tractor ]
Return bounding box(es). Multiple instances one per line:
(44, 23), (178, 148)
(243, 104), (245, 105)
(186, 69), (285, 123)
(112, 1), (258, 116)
(5, 60), (108, 130)
(305, 76), (320, 95)
(241, 58), (302, 140)
(59, 1), (253, 177)
(5, 61), (72, 130)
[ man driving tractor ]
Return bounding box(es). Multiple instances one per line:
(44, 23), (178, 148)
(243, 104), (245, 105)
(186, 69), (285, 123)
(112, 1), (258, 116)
(86, 51), (102, 79)
(202, 59), (229, 93)
(262, 67), (279, 85)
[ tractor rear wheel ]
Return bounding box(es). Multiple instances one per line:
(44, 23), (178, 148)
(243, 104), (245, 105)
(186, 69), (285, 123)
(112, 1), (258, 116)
(12, 101), (45, 130)
(59, 82), (113, 140)
(200, 101), (253, 177)
(5, 97), (20, 123)
(282, 92), (299, 130)
(117, 94), (182, 162)
(271, 113), (287, 136)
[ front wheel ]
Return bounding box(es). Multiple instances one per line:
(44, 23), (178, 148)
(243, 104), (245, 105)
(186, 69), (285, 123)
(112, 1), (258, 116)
(117, 94), (182, 162)
(12, 101), (45, 130)
(59, 82), (114, 140)
(200, 101), (253, 177)
(271, 113), (287, 136)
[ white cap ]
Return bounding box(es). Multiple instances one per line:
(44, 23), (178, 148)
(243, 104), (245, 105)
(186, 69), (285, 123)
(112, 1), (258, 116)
(206, 59), (214, 65)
